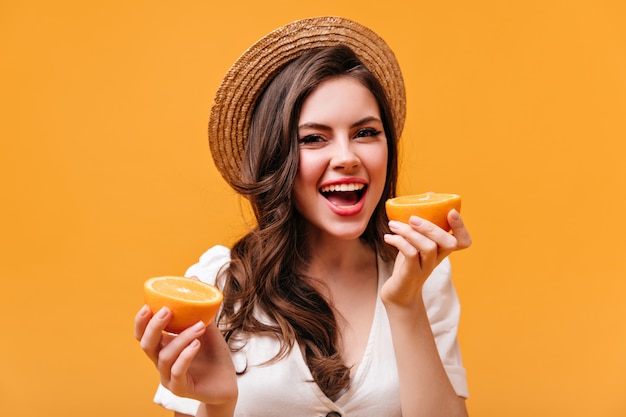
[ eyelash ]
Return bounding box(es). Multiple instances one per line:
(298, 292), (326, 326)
(356, 128), (382, 138)
(298, 128), (382, 144)
(298, 135), (323, 144)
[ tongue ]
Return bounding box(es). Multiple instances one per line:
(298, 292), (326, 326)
(326, 191), (360, 207)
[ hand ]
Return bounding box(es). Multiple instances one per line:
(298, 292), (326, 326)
(382, 209), (472, 307)
(134, 305), (238, 411)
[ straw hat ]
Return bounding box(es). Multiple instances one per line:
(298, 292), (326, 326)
(208, 16), (406, 187)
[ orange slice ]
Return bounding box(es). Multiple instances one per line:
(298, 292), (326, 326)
(144, 276), (223, 334)
(385, 193), (462, 232)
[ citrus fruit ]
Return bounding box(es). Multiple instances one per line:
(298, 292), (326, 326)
(143, 276), (224, 334)
(385, 193), (462, 232)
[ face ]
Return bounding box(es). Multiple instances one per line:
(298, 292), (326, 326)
(294, 76), (388, 242)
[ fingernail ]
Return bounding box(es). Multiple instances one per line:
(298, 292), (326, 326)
(409, 216), (423, 226)
(191, 320), (206, 331)
(388, 220), (401, 229)
(450, 209), (460, 221)
(139, 305), (151, 317)
(156, 307), (169, 318)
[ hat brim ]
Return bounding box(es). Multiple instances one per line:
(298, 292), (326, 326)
(208, 16), (406, 187)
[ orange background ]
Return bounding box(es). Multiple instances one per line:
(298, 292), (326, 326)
(2, 1), (625, 416)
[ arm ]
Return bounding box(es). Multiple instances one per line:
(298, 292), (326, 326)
(382, 210), (471, 417)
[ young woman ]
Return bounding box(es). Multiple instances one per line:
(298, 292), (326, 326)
(134, 17), (472, 417)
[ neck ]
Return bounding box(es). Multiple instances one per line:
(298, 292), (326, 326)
(304, 233), (377, 285)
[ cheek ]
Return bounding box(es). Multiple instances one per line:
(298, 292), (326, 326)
(366, 147), (389, 197)
(293, 153), (322, 206)
(367, 147), (388, 176)
(295, 152), (325, 186)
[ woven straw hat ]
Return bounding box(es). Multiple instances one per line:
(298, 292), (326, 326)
(208, 16), (406, 187)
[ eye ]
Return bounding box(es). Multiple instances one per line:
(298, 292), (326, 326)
(355, 128), (382, 138)
(298, 134), (324, 145)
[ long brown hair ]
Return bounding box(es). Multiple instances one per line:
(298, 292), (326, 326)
(219, 45), (399, 399)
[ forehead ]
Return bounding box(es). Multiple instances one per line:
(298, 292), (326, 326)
(299, 77), (380, 124)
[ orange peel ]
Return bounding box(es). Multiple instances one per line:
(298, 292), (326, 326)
(385, 193), (462, 232)
(144, 276), (223, 334)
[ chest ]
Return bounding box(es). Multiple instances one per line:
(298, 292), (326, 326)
(332, 282), (378, 373)
(231, 303), (402, 417)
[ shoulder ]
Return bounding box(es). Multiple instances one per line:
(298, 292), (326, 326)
(184, 245), (231, 286)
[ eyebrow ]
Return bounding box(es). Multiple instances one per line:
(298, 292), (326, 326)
(298, 116), (383, 131)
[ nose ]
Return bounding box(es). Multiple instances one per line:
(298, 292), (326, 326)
(330, 139), (360, 170)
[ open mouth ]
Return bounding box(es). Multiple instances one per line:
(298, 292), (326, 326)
(319, 183), (367, 207)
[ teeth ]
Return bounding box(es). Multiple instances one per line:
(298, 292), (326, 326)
(320, 183), (365, 193)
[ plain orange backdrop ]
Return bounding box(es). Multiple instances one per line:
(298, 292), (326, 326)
(1, 1), (625, 416)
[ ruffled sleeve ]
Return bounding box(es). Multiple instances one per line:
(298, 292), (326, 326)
(185, 244), (231, 287)
(422, 257), (469, 398)
(152, 245), (232, 414)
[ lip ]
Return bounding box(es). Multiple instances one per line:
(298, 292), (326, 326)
(319, 177), (368, 217)
(319, 177), (368, 189)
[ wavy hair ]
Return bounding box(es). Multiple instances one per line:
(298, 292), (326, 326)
(218, 45), (399, 399)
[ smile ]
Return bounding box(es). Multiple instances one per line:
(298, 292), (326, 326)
(320, 183), (367, 207)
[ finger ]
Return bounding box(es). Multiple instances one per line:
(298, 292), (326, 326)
(139, 307), (172, 364)
(389, 219), (443, 258)
(383, 234), (427, 299)
(408, 216), (458, 252)
(384, 232), (421, 260)
(157, 321), (207, 373)
(448, 210), (472, 249)
(134, 304), (152, 341)
(200, 320), (238, 366)
(388, 219), (459, 276)
(169, 338), (202, 392)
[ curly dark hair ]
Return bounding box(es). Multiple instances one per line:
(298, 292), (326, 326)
(218, 45), (399, 400)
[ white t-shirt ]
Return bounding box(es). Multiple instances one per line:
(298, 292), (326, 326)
(154, 245), (468, 416)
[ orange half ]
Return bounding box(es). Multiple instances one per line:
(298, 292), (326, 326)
(385, 193), (462, 232)
(144, 276), (224, 334)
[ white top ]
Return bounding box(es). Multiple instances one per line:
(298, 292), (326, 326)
(154, 245), (468, 416)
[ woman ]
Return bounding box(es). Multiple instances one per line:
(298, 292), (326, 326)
(135, 16), (472, 417)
